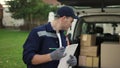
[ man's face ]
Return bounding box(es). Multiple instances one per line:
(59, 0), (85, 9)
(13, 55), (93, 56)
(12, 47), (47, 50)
(61, 16), (74, 30)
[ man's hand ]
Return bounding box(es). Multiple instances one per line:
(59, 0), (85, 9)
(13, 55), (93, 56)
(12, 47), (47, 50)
(50, 47), (65, 60)
(67, 55), (77, 66)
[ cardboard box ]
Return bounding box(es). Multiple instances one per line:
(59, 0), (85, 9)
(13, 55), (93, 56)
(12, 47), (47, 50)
(101, 42), (120, 68)
(86, 57), (93, 67)
(80, 34), (96, 46)
(79, 56), (86, 66)
(93, 57), (99, 67)
(80, 46), (98, 57)
(79, 56), (99, 67)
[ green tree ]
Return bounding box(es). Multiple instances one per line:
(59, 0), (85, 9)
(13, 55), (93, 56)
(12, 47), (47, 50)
(6, 0), (57, 30)
(6, 0), (57, 21)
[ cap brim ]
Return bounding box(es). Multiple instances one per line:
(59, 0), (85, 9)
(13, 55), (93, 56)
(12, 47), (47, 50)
(72, 16), (78, 19)
(74, 16), (79, 19)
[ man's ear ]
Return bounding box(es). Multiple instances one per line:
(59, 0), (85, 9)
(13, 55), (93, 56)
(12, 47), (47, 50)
(61, 16), (66, 21)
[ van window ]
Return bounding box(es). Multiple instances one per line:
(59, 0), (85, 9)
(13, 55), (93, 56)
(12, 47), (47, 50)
(74, 20), (120, 43)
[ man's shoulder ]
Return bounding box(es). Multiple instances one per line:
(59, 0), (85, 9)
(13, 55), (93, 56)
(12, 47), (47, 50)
(33, 24), (47, 31)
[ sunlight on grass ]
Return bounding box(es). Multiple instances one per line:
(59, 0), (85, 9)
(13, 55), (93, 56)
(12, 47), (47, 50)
(0, 29), (29, 68)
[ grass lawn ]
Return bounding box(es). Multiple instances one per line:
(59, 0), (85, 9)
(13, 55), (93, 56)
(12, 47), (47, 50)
(0, 29), (29, 68)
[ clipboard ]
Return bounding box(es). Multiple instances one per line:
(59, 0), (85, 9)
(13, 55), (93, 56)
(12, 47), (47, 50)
(58, 44), (78, 68)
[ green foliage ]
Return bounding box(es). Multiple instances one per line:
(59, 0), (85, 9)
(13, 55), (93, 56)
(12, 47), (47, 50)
(6, 0), (57, 20)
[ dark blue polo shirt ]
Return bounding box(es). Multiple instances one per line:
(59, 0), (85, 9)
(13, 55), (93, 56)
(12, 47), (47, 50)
(23, 22), (67, 68)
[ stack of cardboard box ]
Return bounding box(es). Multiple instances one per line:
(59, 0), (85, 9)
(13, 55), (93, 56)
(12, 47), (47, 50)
(79, 34), (99, 68)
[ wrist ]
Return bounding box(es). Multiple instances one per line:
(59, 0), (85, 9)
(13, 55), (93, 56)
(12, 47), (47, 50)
(48, 54), (53, 61)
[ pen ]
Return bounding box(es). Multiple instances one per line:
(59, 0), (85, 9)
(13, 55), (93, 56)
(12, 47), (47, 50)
(49, 48), (57, 50)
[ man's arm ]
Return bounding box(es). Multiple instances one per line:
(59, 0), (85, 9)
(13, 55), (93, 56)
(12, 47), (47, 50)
(31, 54), (52, 65)
(31, 47), (65, 65)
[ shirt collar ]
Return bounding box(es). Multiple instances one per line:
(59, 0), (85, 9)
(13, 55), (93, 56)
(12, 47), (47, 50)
(46, 22), (64, 33)
(46, 22), (56, 32)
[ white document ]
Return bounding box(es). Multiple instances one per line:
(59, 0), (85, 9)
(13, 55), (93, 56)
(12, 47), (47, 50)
(58, 44), (78, 68)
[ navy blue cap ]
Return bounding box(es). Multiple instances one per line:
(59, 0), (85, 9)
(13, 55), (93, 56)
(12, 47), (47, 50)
(56, 6), (78, 19)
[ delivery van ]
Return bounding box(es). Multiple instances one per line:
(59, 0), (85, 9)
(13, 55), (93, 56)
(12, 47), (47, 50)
(67, 8), (120, 44)
(66, 7), (120, 68)
(58, 0), (120, 68)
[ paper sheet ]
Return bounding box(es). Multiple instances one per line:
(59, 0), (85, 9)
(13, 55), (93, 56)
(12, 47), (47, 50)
(58, 44), (78, 68)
